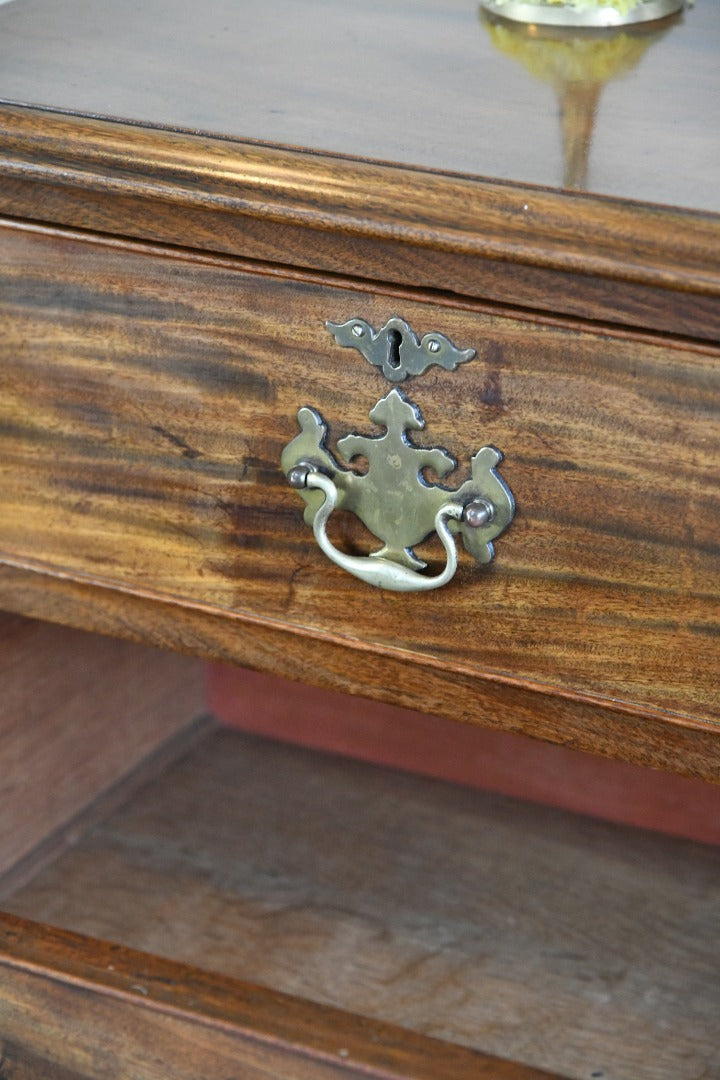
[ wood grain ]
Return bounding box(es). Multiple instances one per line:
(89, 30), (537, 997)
(0, 612), (205, 880)
(0, 559), (717, 782)
(0, 220), (717, 754)
(1, 107), (719, 341)
(7, 729), (720, 1080)
(0, 913), (561, 1080)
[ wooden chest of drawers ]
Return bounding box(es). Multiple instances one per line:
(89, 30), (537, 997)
(0, 0), (718, 1075)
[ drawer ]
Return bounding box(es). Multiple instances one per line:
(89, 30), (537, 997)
(1, 221), (719, 774)
(3, 723), (720, 1080)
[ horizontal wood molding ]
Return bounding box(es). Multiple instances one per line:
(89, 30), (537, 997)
(0, 559), (717, 783)
(0, 913), (562, 1079)
(0, 105), (719, 340)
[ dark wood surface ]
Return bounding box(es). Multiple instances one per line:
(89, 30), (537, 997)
(0, 0), (717, 214)
(6, 729), (720, 1080)
(1, 109), (719, 342)
(0, 612), (205, 880)
(0, 914), (559, 1080)
(0, 4), (717, 1075)
(0, 714), (214, 903)
(1, 219), (718, 759)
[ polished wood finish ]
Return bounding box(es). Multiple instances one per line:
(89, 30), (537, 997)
(0, 612), (205, 881)
(0, 559), (717, 782)
(0, 913), (560, 1080)
(1, 108), (719, 342)
(209, 665), (720, 845)
(0, 218), (717, 780)
(1, 2), (718, 1075)
(6, 730), (720, 1080)
(0, 0), (717, 213)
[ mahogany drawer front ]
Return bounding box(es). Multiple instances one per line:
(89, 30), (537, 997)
(1, 221), (718, 738)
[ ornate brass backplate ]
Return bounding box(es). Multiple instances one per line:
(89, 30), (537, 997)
(282, 318), (515, 592)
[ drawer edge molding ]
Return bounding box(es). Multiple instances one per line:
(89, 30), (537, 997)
(0, 912), (565, 1080)
(0, 558), (717, 782)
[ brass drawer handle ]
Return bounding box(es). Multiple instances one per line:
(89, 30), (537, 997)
(283, 387), (514, 593)
(288, 466), (469, 592)
(282, 318), (514, 592)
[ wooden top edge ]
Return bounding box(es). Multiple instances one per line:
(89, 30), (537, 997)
(0, 912), (565, 1079)
(4, 98), (718, 222)
(0, 104), (719, 298)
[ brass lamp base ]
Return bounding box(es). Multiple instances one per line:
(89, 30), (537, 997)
(479, 0), (683, 27)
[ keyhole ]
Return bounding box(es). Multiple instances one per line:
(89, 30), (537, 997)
(387, 328), (402, 369)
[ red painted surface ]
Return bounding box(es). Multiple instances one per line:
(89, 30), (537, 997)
(208, 663), (720, 846)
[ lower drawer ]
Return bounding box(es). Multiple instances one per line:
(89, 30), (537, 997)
(1, 220), (719, 775)
(2, 724), (719, 1080)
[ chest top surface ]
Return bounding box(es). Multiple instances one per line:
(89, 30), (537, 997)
(0, 0), (718, 214)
